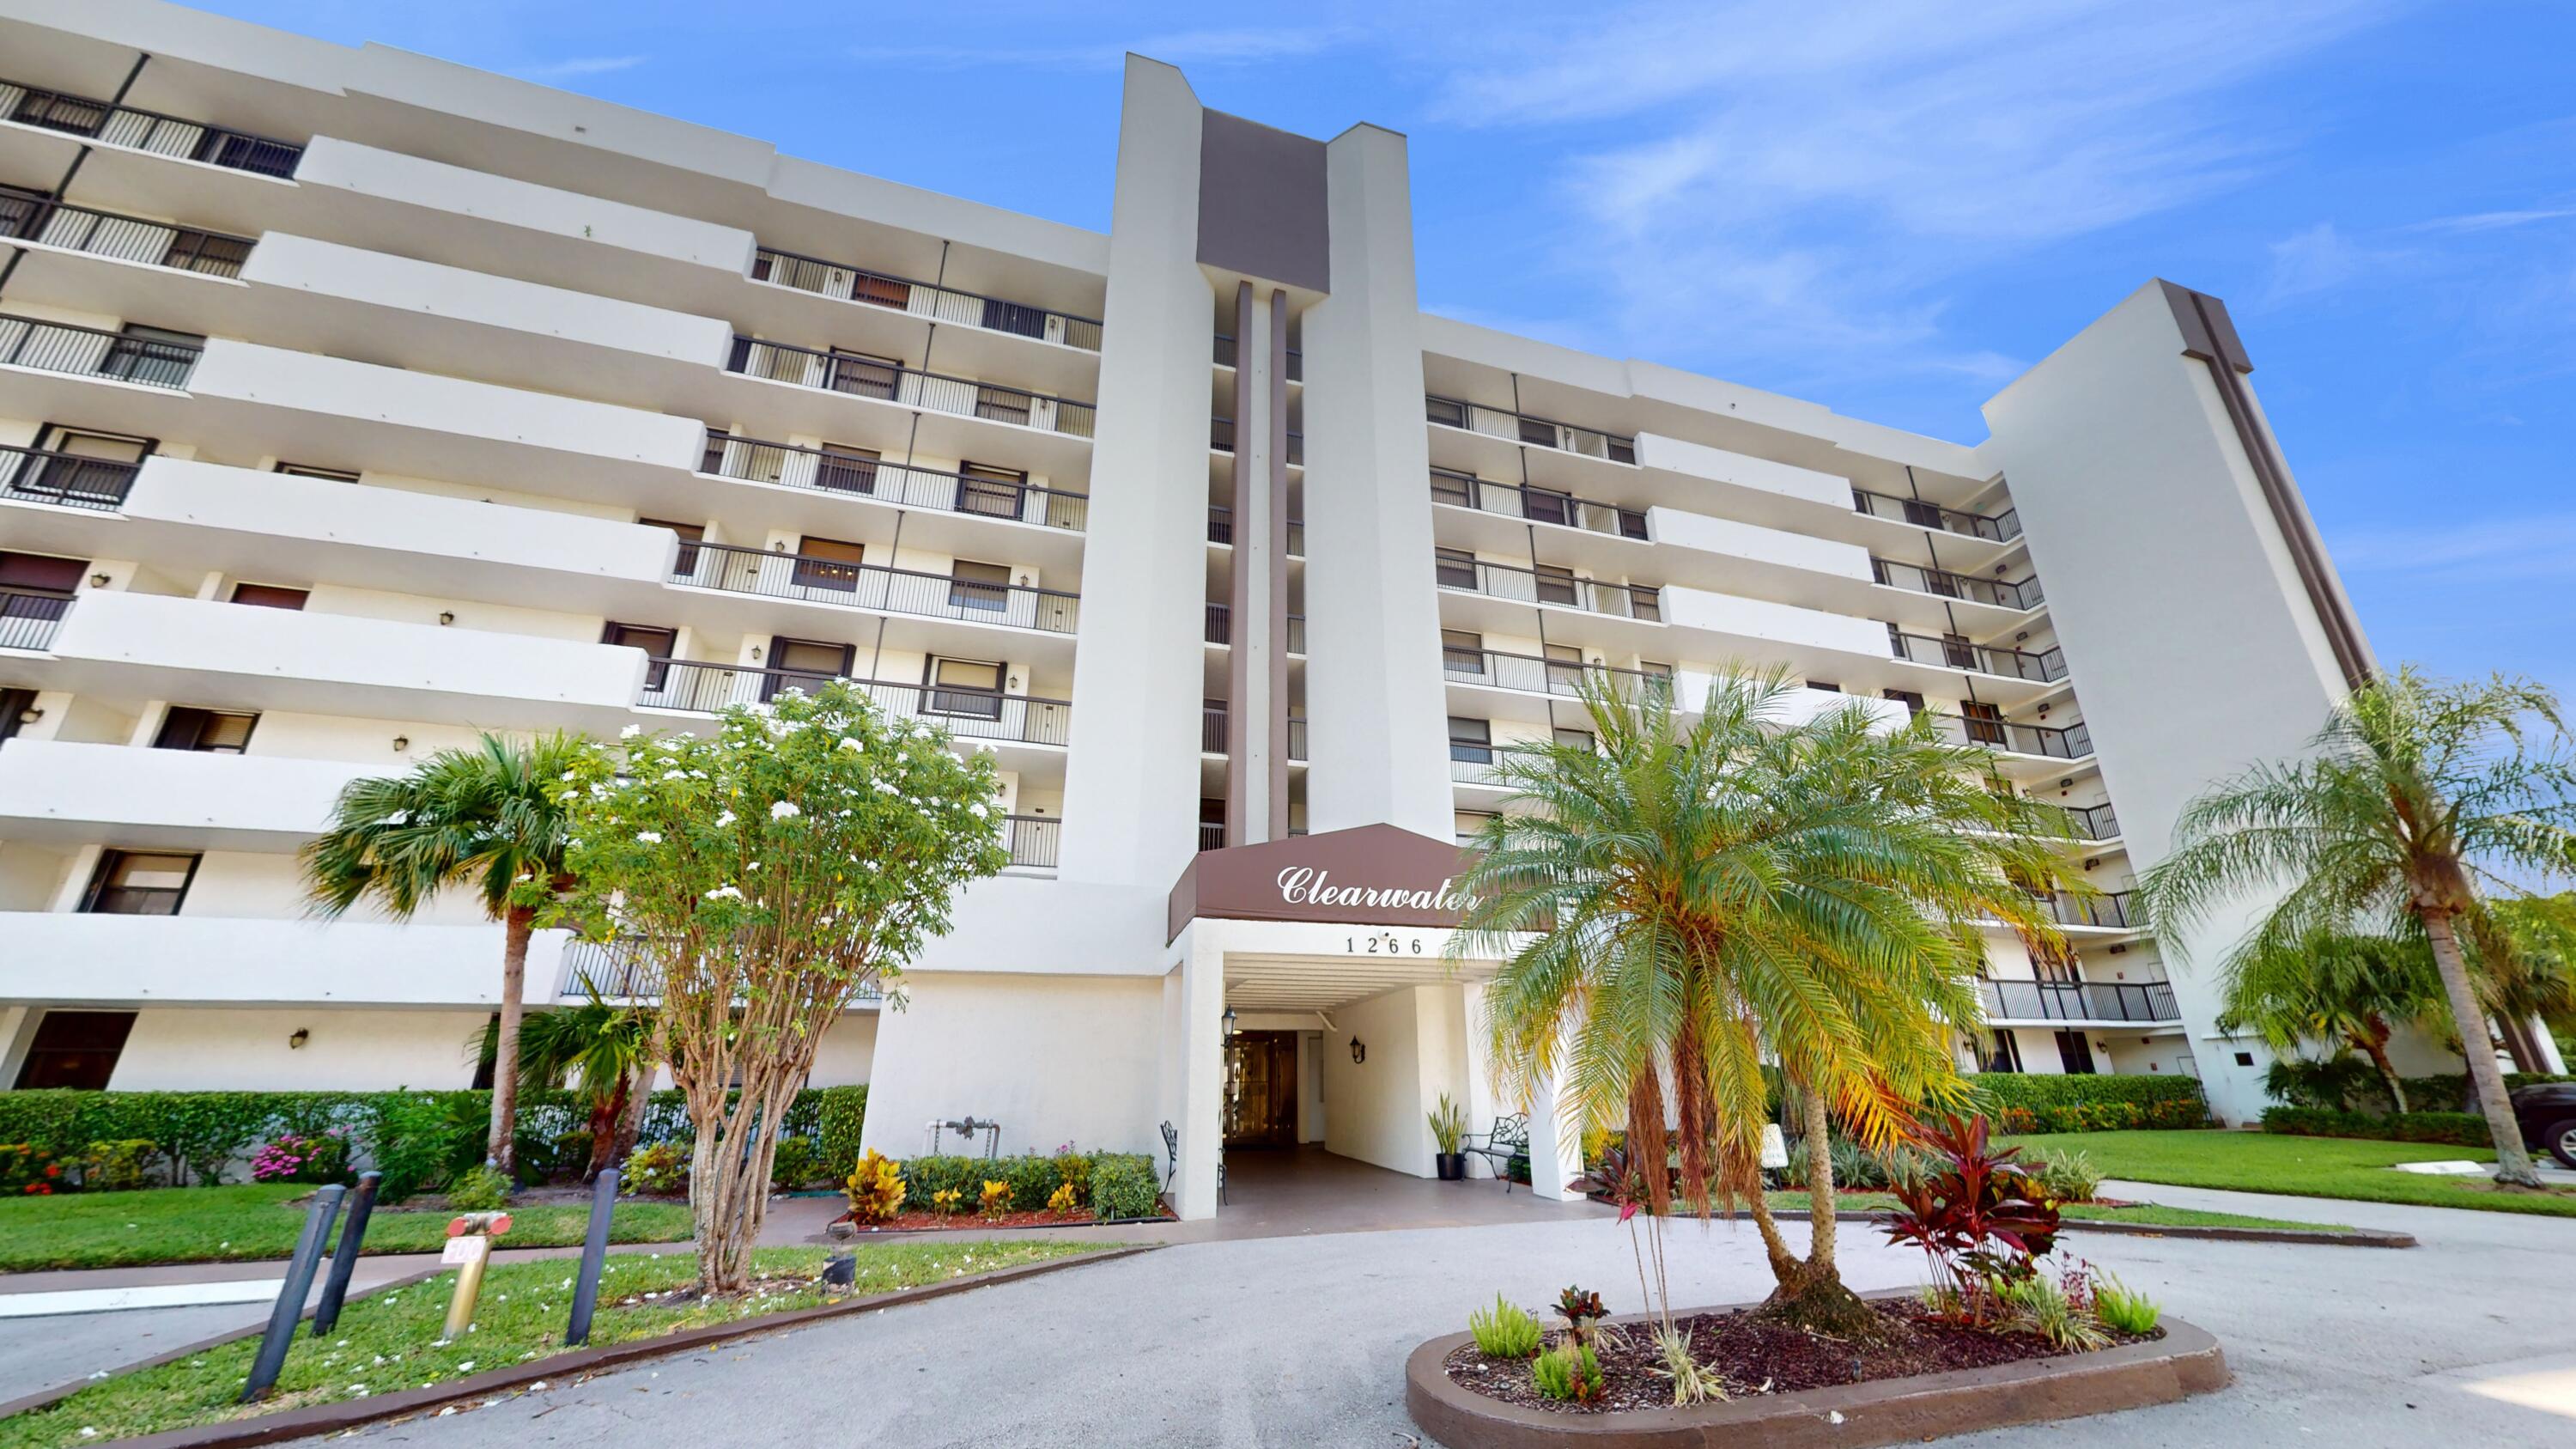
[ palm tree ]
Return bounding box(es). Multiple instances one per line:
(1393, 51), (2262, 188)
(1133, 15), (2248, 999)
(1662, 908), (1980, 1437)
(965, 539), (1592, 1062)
(2216, 929), (2443, 1113)
(303, 732), (597, 1172)
(2476, 896), (2576, 1072)
(2141, 667), (2576, 1189)
(1452, 669), (2081, 1336)
(513, 994), (654, 1178)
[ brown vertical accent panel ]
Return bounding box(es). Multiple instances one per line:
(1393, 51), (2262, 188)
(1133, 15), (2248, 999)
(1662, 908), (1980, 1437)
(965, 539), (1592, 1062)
(2156, 281), (2374, 690)
(1266, 286), (1292, 840)
(1224, 281), (1255, 844)
(1195, 110), (1331, 293)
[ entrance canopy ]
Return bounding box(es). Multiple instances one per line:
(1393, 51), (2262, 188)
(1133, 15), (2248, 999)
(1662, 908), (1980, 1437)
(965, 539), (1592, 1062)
(1166, 822), (1473, 943)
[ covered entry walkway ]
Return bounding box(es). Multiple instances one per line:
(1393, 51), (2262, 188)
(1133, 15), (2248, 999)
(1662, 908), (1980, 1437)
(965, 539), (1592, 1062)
(1207, 1145), (1609, 1239)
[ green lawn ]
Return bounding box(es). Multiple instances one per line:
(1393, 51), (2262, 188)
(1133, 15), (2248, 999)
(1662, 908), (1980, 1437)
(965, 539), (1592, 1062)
(1998, 1129), (2576, 1219)
(0, 1239), (1107, 1449)
(0, 1184), (696, 1273)
(1757, 1190), (2348, 1233)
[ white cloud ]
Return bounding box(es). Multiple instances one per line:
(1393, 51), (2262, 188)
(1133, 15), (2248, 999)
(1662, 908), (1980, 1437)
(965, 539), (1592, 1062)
(2403, 205), (2576, 235)
(1411, 0), (2405, 396)
(2259, 222), (2401, 307)
(2331, 513), (2576, 582)
(514, 56), (647, 81)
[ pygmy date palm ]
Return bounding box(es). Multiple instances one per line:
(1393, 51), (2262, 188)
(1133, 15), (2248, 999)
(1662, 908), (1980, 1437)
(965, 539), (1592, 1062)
(303, 732), (598, 1172)
(2142, 667), (2576, 1188)
(1451, 668), (2080, 1336)
(2217, 929), (2443, 1114)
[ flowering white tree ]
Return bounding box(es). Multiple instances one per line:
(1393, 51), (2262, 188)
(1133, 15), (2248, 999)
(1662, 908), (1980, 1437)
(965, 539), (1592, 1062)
(554, 680), (1009, 1293)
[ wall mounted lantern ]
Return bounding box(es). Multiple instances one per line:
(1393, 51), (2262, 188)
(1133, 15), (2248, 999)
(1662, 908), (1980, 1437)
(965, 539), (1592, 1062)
(1349, 1037), (1366, 1065)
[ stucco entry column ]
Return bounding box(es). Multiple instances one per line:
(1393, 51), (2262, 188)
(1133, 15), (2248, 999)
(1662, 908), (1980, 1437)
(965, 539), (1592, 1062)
(1173, 931), (1227, 1220)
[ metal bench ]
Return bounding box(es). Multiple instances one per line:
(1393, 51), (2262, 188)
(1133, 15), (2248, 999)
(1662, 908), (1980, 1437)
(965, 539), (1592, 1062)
(1461, 1113), (1529, 1191)
(1159, 1119), (1223, 1205)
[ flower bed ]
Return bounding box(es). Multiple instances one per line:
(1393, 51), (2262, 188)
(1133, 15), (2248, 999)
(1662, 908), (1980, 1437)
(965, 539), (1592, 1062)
(835, 1203), (1176, 1234)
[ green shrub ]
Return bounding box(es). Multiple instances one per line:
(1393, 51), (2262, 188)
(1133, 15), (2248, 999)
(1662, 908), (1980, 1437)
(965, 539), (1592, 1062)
(2397, 1073), (2573, 1114)
(898, 1154), (984, 1206)
(1003, 1154), (1064, 1211)
(368, 1093), (485, 1201)
(79, 1139), (161, 1192)
(1468, 1294), (1542, 1357)
(446, 1163), (513, 1211)
(1052, 1148), (1092, 1208)
(812, 1085), (868, 1180)
(2028, 1148), (2104, 1202)
(769, 1135), (821, 1190)
(2093, 1272), (2161, 1336)
(1531, 1342), (1602, 1402)
(1971, 1074), (2208, 1133)
(623, 1141), (690, 1196)
(2, 1142), (69, 1195)
(1091, 1154), (1158, 1220)
(2260, 1106), (2490, 1146)
(2265, 1056), (2389, 1113)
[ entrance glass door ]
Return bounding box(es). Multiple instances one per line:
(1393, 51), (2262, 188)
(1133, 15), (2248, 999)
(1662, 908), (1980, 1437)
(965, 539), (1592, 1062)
(1223, 1031), (1297, 1148)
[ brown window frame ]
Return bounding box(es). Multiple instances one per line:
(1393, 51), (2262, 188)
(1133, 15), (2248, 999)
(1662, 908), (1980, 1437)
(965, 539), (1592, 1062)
(80, 849), (202, 916)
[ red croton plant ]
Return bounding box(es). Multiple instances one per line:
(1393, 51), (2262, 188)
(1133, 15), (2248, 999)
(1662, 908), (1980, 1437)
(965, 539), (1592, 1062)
(1881, 1112), (2064, 1324)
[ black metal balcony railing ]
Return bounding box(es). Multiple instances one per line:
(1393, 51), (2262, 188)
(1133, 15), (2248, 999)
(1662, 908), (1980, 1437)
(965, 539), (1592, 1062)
(700, 430), (1088, 531)
(1207, 417), (1305, 466)
(0, 78), (305, 178)
(0, 314), (200, 389)
(1871, 557), (2044, 612)
(750, 246), (1103, 350)
(1202, 606), (1307, 654)
(1436, 552), (1662, 622)
(1197, 705), (1309, 761)
(1005, 814), (1059, 868)
(1425, 395), (1637, 465)
(1931, 713), (2092, 759)
(0, 187), (257, 278)
(1205, 505), (1304, 555)
(2063, 801), (2122, 842)
(726, 336), (1097, 439)
(1851, 487), (2022, 543)
(0, 590), (72, 651)
(673, 540), (1079, 633)
(2024, 889), (2137, 931)
(0, 443), (140, 511)
(558, 935), (886, 1005)
(1430, 466), (1648, 540)
(1888, 628), (2064, 683)
(639, 663), (1071, 745)
(1212, 332), (1303, 381)
(1198, 821), (1226, 852)
(1980, 978), (2177, 1024)
(1442, 645), (1664, 699)
(1449, 750), (1502, 785)
(1287, 715), (1307, 761)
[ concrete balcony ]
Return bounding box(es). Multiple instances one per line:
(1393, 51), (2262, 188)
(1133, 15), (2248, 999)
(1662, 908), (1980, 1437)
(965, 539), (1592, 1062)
(1979, 977), (2178, 1026)
(721, 335), (1097, 481)
(0, 913), (569, 1010)
(0, 75), (303, 180)
(0, 738), (372, 849)
(1660, 587), (2060, 704)
(24, 589), (647, 733)
(671, 541), (1079, 661)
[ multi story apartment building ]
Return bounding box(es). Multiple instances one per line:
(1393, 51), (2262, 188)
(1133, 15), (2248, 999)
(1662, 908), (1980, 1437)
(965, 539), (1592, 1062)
(4, 2), (2507, 1217)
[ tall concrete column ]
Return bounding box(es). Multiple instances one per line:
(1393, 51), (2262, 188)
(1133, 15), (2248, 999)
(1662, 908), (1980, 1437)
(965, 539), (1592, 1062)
(1057, 58), (1212, 887)
(1299, 124), (1452, 839)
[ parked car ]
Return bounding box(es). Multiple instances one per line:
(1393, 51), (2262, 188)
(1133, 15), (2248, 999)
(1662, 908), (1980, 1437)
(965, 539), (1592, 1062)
(2509, 1083), (2576, 1169)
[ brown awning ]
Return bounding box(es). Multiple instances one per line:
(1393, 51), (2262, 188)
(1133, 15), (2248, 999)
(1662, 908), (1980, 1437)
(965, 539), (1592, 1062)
(1168, 823), (1474, 942)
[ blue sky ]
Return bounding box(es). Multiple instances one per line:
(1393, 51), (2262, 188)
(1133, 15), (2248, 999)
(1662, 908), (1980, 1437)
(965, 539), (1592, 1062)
(198, 1), (2576, 699)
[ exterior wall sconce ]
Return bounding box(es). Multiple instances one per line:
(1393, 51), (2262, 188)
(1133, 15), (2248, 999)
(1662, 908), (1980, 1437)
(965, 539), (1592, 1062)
(1222, 1008), (1238, 1038)
(288, 1028), (310, 1050)
(438, 612), (455, 625)
(392, 735), (410, 752)
(17, 706), (40, 724)
(1349, 1037), (1366, 1065)
(89, 572), (112, 588)
(749, 646), (763, 661)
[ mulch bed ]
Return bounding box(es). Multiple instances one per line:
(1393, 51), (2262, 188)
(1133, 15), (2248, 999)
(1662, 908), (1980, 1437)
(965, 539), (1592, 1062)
(1444, 1301), (2161, 1415)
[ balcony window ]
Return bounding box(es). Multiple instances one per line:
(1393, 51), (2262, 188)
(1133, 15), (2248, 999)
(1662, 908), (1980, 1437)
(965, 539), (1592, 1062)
(642, 518), (706, 575)
(228, 582), (307, 610)
(957, 462), (1027, 519)
(1447, 715), (1492, 764)
(825, 348), (901, 400)
(100, 325), (204, 388)
(1961, 700), (2005, 747)
(1534, 564), (1580, 607)
(1523, 486), (1575, 527)
(274, 461), (359, 482)
(0, 687), (33, 745)
(1616, 508), (1649, 540)
(10, 1009), (137, 1090)
(927, 657), (1005, 720)
(790, 536), (866, 592)
(19, 425), (150, 505)
(947, 560), (1012, 612)
(604, 623), (677, 691)
(762, 636), (854, 702)
(1425, 397), (1467, 429)
(1429, 466), (1474, 508)
(1440, 628), (1485, 676)
(1883, 688), (1926, 715)
(2054, 1030), (2098, 1075)
(1984, 1029), (2023, 1074)
(973, 386), (1033, 427)
(153, 706), (257, 753)
(1434, 547), (1478, 590)
(1199, 798), (1226, 852)
(816, 444), (880, 496)
(1516, 417), (1558, 447)
(1552, 726), (1595, 751)
(1630, 586), (1662, 623)
(11, 88), (109, 135)
(1545, 644), (1584, 694)
(82, 849), (199, 915)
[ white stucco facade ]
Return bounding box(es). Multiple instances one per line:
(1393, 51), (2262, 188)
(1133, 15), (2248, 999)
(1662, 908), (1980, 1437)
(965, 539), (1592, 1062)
(4, 0), (2525, 1218)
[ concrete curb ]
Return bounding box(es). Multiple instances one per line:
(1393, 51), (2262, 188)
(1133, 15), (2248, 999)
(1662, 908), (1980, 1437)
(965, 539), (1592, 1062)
(1405, 1305), (2229, 1449)
(1, 1245), (1158, 1446)
(1760, 1208), (2414, 1249)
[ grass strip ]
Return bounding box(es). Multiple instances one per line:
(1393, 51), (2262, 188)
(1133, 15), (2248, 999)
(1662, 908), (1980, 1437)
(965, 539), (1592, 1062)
(1997, 1129), (2576, 1220)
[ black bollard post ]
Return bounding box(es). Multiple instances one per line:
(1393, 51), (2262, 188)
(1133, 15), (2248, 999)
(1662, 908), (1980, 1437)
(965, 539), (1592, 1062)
(310, 1171), (380, 1336)
(562, 1167), (621, 1347)
(240, 1184), (345, 1403)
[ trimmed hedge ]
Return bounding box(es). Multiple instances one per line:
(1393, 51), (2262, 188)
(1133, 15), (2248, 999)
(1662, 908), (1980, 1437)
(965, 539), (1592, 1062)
(895, 1151), (1160, 1218)
(1968, 1073), (2209, 1133)
(813, 1085), (869, 1182)
(2262, 1106), (2492, 1147)
(2397, 1073), (2573, 1113)
(0, 1086), (838, 1195)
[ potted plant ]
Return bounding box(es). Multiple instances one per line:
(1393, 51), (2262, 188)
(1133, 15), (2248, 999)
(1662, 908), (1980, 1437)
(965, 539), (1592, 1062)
(1429, 1093), (1468, 1181)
